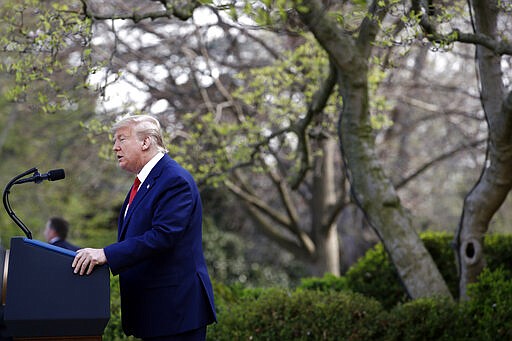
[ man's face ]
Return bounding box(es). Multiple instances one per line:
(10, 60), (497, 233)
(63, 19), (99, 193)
(43, 222), (56, 242)
(112, 125), (145, 174)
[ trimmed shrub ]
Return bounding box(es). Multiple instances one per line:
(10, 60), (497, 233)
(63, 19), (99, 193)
(208, 270), (512, 341)
(105, 233), (512, 340)
(421, 232), (459, 297)
(298, 272), (349, 292)
(299, 232), (486, 308)
(343, 243), (407, 309)
(464, 267), (512, 340)
(384, 297), (464, 341)
(208, 288), (384, 340)
(483, 234), (512, 270)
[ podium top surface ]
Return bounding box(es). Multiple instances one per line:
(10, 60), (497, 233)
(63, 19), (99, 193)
(22, 238), (76, 257)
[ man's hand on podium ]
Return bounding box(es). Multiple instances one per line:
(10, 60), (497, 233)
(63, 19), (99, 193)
(72, 248), (107, 275)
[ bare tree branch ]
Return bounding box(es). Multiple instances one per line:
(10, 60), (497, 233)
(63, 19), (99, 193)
(395, 138), (487, 189)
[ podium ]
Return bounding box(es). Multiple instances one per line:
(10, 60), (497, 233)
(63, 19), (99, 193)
(0, 237), (110, 340)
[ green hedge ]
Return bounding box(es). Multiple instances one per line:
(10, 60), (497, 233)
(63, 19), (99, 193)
(207, 267), (512, 340)
(464, 267), (512, 340)
(208, 287), (384, 340)
(103, 232), (512, 340)
(300, 232), (512, 309)
(342, 231), (461, 308)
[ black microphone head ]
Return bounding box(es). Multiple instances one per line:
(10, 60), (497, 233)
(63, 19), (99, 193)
(47, 169), (65, 181)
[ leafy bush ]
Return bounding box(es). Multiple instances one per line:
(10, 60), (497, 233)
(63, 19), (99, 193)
(298, 242), (408, 309)
(384, 298), (463, 341)
(207, 267), (512, 340)
(298, 232), (489, 308)
(207, 288), (384, 340)
(421, 232), (459, 297)
(343, 243), (407, 309)
(298, 272), (349, 292)
(104, 233), (512, 340)
(202, 217), (307, 288)
(464, 267), (512, 340)
(483, 234), (512, 270)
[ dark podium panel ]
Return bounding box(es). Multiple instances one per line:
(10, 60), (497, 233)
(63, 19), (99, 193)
(1, 237), (110, 339)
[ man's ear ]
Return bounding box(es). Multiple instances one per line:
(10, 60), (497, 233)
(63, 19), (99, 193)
(142, 136), (150, 150)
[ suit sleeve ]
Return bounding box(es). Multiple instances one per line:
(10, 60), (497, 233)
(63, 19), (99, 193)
(104, 176), (196, 275)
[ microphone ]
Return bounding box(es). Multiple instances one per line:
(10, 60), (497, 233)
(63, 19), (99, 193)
(3, 167), (66, 239)
(14, 169), (65, 184)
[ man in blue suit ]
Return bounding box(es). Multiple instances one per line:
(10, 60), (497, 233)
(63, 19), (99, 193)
(44, 216), (80, 251)
(72, 115), (216, 340)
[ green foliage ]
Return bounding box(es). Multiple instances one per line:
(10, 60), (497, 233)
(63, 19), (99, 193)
(208, 287), (384, 340)
(368, 62), (392, 130)
(229, 0), (297, 29)
(0, 0), (92, 113)
(203, 216), (266, 285)
(173, 111), (262, 186)
(421, 232), (459, 297)
(298, 272), (349, 291)
(102, 234), (512, 340)
(202, 216), (306, 287)
(499, 0), (512, 12)
(343, 242), (408, 309)
(233, 34), (336, 128)
(0, 0), (120, 248)
(385, 298), (463, 341)
(482, 234), (512, 268)
(464, 267), (512, 340)
(0, 82), (121, 249)
(344, 232), (458, 307)
(333, 2), (370, 35)
(206, 267), (512, 340)
(298, 232), (512, 311)
(176, 34), (337, 186)
(210, 280), (246, 307)
(203, 235), (512, 340)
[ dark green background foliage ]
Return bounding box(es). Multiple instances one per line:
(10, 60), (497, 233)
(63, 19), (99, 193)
(464, 267), (512, 340)
(155, 232), (512, 341)
(208, 288), (384, 340)
(300, 232), (512, 309)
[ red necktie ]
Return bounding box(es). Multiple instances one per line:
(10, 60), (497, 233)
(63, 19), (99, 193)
(128, 177), (141, 205)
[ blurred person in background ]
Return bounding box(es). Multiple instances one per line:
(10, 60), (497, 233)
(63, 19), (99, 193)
(44, 216), (79, 251)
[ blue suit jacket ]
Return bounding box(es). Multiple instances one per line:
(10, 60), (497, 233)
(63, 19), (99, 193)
(104, 154), (216, 338)
(51, 239), (79, 251)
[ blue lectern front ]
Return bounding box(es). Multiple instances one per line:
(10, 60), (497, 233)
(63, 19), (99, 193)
(0, 237), (110, 340)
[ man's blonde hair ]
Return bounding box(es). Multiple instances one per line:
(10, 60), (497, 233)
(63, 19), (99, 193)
(112, 115), (168, 153)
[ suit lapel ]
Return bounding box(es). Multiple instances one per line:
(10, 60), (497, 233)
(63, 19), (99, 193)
(118, 155), (168, 240)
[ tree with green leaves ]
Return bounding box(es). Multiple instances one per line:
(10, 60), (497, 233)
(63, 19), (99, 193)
(1, 0), (512, 301)
(0, 0), (121, 247)
(293, 0), (512, 299)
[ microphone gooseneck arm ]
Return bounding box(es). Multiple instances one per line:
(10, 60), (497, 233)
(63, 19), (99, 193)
(2, 168), (37, 239)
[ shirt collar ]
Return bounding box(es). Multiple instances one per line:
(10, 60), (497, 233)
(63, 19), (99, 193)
(137, 152), (165, 185)
(49, 237), (60, 244)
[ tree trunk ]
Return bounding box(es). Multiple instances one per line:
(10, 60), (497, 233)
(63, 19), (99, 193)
(311, 137), (340, 276)
(298, 0), (452, 299)
(227, 137), (344, 276)
(455, 0), (512, 299)
(336, 73), (451, 298)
